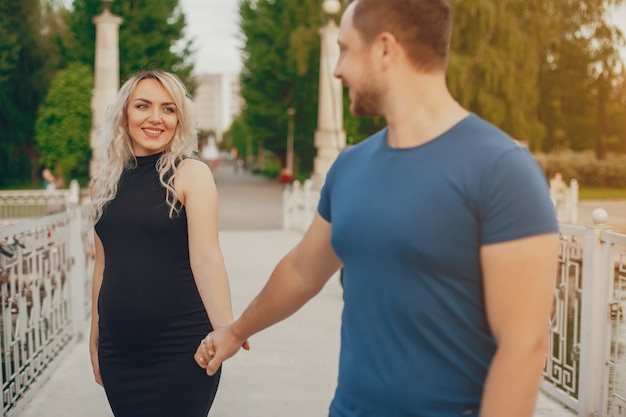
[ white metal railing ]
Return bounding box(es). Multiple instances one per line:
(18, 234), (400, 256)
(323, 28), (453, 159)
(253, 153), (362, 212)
(0, 201), (92, 416)
(0, 181), (81, 227)
(541, 209), (626, 417)
(605, 231), (626, 417)
(551, 179), (579, 224)
(282, 179), (319, 233)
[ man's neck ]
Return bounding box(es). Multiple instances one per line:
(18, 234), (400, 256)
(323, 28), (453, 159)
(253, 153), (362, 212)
(383, 77), (466, 148)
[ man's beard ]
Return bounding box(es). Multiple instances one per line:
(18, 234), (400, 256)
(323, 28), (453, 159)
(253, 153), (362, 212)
(349, 76), (383, 117)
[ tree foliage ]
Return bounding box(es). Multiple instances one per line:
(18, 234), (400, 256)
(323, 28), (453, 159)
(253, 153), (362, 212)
(0, 0), (58, 187)
(449, 0), (626, 155)
(239, 0), (322, 173)
(0, 0), (195, 187)
(534, 0), (626, 156)
(238, 0), (626, 176)
(450, 0), (546, 148)
(35, 62), (93, 180)
(64, 0), (194, 83)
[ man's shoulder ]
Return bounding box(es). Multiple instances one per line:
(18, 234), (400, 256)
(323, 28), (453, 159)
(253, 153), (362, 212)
(460, 114), (509, 139)
(449, 114), (529, 161)
(339, 128), (387, 158)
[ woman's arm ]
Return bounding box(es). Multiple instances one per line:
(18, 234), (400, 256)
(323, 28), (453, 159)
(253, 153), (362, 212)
(89, 180), (105, 386)
(176, 159), (234, 328)
(90, 230), (105, 386)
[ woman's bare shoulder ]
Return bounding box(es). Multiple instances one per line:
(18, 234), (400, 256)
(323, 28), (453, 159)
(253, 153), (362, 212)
(176, 158), (215, 194)
(178, 158), (212, 176)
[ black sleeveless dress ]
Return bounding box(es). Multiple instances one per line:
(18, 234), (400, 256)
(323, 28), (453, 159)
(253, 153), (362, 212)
(95, 152), (220, 417)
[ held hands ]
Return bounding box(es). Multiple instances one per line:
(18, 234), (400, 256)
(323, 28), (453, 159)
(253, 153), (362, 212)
(194, 325), (250, 376)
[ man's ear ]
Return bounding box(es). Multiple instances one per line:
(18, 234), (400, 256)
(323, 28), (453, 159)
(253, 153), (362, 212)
(378, 32), (399, 70)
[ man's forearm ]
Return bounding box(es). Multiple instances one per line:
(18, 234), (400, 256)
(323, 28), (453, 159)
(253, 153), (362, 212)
(480, 342), (547, 417)
(232, 251), (325, 341)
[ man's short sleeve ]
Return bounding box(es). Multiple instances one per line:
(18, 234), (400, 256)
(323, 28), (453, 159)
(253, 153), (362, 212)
(479, 147), (558, 245)
(317, 155), (343, 223)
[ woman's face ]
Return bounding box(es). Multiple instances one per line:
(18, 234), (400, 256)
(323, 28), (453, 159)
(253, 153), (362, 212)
(126, 78), (179, 156)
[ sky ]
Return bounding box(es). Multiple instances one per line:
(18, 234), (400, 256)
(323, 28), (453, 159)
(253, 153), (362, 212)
(178, 0), (242, 75)
(609, 4), (626, 62)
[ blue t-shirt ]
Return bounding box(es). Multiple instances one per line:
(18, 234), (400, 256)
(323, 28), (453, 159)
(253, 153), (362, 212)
(319, 114), (558, 417)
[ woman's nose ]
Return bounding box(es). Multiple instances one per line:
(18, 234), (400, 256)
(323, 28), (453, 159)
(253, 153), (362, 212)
(149, 109), (161, 123)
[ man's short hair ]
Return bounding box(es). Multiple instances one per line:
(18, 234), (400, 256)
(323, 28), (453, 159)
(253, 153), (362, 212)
(348, 0), (453, 72)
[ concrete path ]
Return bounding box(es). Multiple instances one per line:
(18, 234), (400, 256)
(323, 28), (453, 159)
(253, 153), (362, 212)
(18, 162), (623, 417)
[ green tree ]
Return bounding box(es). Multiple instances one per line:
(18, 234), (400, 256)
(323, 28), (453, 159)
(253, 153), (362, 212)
(239, 0), (322, 174)
(229, 115), (254, 162)
(237, 0), (626, 173)
(35, 62), (93, 181)
(448, 0), (626, 154)
(64, 0), (194, 83)
(0, 11), (19, 85)
(535, 0), (626, 155)
(604, 68), (626, 153)
(0, 0), (56, 187)
(449, 0), (547, 149)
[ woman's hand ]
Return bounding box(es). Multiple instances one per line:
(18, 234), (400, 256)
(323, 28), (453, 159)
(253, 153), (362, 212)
(89, 341), (103, 386)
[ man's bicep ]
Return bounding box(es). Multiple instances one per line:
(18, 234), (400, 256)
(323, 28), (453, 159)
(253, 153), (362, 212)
(481, 233), (558, 344)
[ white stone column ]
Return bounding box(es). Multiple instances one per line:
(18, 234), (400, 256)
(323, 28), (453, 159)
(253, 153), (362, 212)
(90, 1), (122, 176)
(313, 0), (346, 188)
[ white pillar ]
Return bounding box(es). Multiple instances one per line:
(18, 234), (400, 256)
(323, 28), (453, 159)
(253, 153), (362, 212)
(90, 1), (122, 176)
(578, 208), (612, 416)
(313, 0), (346, 188)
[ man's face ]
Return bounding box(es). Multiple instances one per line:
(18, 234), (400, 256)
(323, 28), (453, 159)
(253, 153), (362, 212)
(334, 3), (384, 117)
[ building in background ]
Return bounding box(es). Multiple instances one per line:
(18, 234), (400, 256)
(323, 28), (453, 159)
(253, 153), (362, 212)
(193, 73), (242, 144)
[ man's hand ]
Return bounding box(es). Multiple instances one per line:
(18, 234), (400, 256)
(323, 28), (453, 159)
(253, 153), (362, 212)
(194, 326), (250, 376)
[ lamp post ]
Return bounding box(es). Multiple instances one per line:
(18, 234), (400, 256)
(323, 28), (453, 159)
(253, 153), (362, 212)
(312, 0), (346, 188)
(286, 108), (296, 176)
(90, 0), (122, 176)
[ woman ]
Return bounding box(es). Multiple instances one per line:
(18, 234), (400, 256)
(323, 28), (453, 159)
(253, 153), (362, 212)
(89, 69), (235, 417)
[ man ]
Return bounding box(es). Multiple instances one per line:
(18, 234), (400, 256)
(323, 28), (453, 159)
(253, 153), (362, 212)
(196, 1), (558, 416)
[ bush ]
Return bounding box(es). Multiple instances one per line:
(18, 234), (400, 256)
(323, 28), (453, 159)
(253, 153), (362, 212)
(534, 151), (626, 187)
(261, 158), (281, 180)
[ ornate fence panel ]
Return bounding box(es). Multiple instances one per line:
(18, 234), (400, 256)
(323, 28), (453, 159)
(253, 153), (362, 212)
(0, 213), (74, 415)
(606, 231), (626, 416)
(543, 224), (585, 412)
(79, 206), (95, 325)
(542, 211), (626, 417)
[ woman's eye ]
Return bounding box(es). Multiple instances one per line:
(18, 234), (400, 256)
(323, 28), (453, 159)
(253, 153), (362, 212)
(136, 104), (148, 109)
(164, 107), (176, 114)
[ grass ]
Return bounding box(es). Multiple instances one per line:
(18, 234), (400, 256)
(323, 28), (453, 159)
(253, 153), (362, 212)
(578, 187), (626, 200)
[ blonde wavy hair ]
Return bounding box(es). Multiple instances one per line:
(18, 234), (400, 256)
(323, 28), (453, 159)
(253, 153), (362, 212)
(90, 69), (198, 225)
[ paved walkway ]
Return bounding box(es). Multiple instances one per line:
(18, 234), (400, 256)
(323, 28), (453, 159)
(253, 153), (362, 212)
(18, 162), (625, 417)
